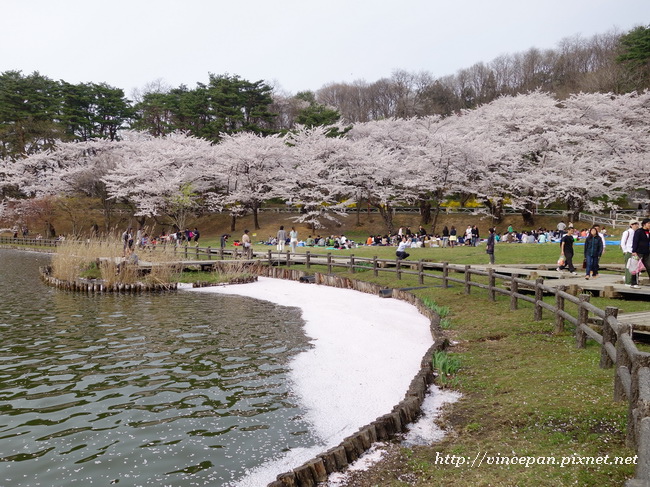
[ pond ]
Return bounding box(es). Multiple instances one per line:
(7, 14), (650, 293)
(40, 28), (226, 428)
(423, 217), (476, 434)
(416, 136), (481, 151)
(0, 249), (316, 486)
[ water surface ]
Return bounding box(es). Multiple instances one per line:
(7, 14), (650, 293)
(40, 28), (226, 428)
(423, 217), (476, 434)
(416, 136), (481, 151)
(0, 250), (315, 486)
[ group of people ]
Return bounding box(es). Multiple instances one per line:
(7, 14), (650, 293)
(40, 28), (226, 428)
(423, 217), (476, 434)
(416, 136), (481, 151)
(556, 226), (606, 279)
(262, 227), (355, 251)
(116, 219), (650, 288)
(121, 227), (201, 255)
(555, 219), (650, 286)
(621, 218), (650, 288)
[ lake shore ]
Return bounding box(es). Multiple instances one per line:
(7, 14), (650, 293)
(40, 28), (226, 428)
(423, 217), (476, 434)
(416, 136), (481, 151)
(187, 277), (436, 485)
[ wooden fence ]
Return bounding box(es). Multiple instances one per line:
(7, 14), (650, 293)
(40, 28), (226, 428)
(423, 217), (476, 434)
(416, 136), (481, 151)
(266, 251), (650, 486)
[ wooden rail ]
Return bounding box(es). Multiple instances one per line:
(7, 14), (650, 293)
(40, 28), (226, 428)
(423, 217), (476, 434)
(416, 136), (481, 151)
(265, 251), (650, 486)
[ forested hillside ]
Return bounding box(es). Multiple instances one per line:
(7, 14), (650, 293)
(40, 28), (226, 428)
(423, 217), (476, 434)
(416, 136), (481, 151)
(0, 25), (648, 237)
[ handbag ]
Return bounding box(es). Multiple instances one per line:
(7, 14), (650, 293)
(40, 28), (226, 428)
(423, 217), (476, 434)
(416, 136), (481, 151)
(628, 256), (640, 274)
(637, 259), (647, 275)
(557, 255), (565, 266)
(582, 259), (587, 269)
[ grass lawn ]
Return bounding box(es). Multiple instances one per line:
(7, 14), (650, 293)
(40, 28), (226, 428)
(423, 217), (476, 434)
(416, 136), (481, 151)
(289, 241), (644, 486)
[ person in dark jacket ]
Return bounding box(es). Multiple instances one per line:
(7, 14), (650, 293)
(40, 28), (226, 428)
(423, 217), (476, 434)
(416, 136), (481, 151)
(632, 218), (650, 284)
(486, 227), (496, 265)
(557, 227), (577, 274)
(584, 226), (604, 279)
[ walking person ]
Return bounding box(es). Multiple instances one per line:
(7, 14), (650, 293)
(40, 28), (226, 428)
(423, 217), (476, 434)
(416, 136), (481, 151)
(471, 225), (479, 247)
(442, 226), (450, 248)
(557, 227), (577, 275)
(242, 229), (252, 259)
(632, 218), (650, 286)
(449, 226), (457, 248)
(621, 220), (640, 287)
(289, 227), (298, 253)
(486, 227), (496, 265)
(584, 226), (603, 280)
(220, 233), (229, 249)
(277, 226), (287, 252)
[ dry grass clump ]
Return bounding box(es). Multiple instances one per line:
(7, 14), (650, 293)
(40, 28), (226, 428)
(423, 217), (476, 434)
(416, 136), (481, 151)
(51, 237), (181, 285)
(212, 261), (261, 283)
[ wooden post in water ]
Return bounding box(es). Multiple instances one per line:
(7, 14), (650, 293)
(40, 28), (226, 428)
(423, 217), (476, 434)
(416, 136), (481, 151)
(576, 294), (590, 348)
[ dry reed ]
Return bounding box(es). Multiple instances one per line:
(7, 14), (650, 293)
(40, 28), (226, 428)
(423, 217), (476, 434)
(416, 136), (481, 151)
(51, 237), (181, 286)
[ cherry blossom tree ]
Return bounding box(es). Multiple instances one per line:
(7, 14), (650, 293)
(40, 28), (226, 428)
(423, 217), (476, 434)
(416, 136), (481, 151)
(279, 125), (356, 230)
(212, 131), (288, 230)
(101, 131), (223, 232)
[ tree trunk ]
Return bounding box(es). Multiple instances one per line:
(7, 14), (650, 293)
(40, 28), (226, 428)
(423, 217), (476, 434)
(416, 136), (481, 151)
(376, 204), (394, 235)
(252, 203), (261, 230)
(230, 215), (237, 232)
(521, 203), (535, 227)
(566, 196), (583, 223)
(419, 199), (432, 225)
(484, 198), (504, 223)
(430, 202), (443, 234)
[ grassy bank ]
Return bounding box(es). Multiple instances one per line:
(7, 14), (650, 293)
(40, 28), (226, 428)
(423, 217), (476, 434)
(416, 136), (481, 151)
(298, 246), (643, 486)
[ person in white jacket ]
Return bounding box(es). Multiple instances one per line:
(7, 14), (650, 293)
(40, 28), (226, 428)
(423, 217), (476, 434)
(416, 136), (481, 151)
(621, 219), (640, 287)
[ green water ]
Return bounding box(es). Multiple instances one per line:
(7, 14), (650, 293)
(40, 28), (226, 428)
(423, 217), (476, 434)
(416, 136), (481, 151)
(0, 250), (315, 486)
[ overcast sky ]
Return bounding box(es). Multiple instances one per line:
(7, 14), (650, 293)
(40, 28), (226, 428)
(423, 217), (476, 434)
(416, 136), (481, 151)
(1, 0), (647, 98)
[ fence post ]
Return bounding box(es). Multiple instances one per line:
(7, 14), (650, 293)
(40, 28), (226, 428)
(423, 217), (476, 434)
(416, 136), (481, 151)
(442, 262), (449, 288)
(600, 306), (619, 369)
(268, 250), (272, 266)
(554, 285), (566, 333)
(219, 247), (224, 260)
(488, 268), (496, 301)
(184, 246), (188, 259)
(534, 278), (544, 321)
(306, 251), (311, 269)
(418, 260), (424, 285)
(614, 323), (632, 402)
(576, 294), (590, 348)
(327, 253), (332, 274)
(636, 417), (650, 481)
(286, 250), (291, 267)
(373, 256), (378, 277)
(510, 274), (519, 310)
(464, 265), (471, 294)
(396, 258), (402, 280)
(206, 246), (212, 260)
(350, 254), (355, 273)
